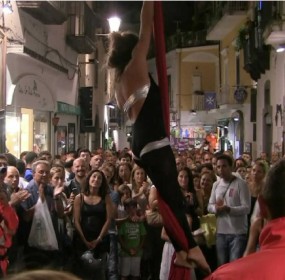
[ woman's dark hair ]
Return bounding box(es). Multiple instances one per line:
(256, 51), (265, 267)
(116, 162), (133, 185)
(198, 163), (214, 173)
(118, 184), (131, 198)
(234, 157), (247, 169)
(16, 159), (26, 176)
(106, 31), (139, 78)
(179, 166), (200, 230)
(4, 153), (17, 167)
(200, 170), (217, 184)
(178, 166), (195, 193)
(216, 154), (233, 167)
(84, 169), (109, 198)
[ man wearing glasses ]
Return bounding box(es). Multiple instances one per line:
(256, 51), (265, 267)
(20, 160), (64, 269)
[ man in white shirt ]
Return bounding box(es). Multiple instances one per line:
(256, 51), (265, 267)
(208, 154), (250, 267)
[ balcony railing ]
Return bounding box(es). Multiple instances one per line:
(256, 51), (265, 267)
(17, 1), (67, 24)
(192, 94), (205, 111)
(191, 92), (218, 111)
(208, 1), (249, 29)
(66, 2), (98, 54)
(166, 29), (210, 51)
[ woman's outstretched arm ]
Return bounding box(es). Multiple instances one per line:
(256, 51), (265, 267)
(133, 1), (154, 58)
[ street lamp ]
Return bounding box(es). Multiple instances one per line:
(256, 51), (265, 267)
(232, 113), (239, 157)
(96, 16), (121, 37)
(108, 16), (121, 32)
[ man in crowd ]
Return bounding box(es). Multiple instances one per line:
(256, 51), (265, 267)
(208, 154), (250, 266)
(241, 152), (252, 167)
(20, 160), (64, 268)
(24, 152), (38, 182)
(90, 154), (103, 171)
(206, 159), (285, 279)
(78, 148), (91, 172)
(65, 157), (87, 198)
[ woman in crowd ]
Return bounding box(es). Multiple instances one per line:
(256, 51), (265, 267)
(146, 184), (164, 280)
(102, 162), (118, 191)
(129, 165), (151, 279)
(49, 166), (73, 269)
(235, 166), (247, 180)
(196, 170), (218, 273)
(73, 169), (112, 280)
(243, 161), (268, 257)
(178, 167), (201, 232)
(116, 184), (132, 222)
(199, 171), (217, 215)
(193, 173), (201, 192)
(248, 161), (267, 225)
(130, 165), (150, 214)
(116, 162), (132, 186)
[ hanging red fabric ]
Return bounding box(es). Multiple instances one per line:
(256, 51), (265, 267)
(153, 1), (170, 136)
(153, 2), (191, 280)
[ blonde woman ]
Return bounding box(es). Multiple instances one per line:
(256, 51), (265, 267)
(130, 165), (150, 213)
(49, 167), (73, 250)
(249, 161), (267, 225)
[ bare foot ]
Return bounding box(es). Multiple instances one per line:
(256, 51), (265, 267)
(174, 251), (195, 269)
(188, 246), (211, 275)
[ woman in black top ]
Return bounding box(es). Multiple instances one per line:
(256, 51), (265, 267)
(73, 169), (113, 280)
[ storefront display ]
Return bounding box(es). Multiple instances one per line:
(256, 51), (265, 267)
(170, 125), (217, 151)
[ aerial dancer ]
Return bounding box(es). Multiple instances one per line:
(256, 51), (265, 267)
(106, 1), (210, 276)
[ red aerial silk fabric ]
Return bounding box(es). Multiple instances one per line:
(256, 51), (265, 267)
(153, 1), (170, 137)
(153, 2), (191, 280)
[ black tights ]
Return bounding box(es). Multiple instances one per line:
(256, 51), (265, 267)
(135, 145), (196, 252)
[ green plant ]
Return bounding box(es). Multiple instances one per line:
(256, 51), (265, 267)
(235, 21), (251, 51)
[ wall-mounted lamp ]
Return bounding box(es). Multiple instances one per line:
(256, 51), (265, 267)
(276, 45), (285, 53)
(105, 101), (116, 109)
(2, 0), (13, 14)
(96, 16), (121, 51)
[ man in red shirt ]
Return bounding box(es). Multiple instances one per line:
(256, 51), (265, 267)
(206, 159), (285, 280)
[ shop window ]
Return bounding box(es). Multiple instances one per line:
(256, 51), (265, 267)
(33, 111), (49, 153)
(6, 113), (21, 157)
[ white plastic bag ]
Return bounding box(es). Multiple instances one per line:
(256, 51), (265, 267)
(28, 198), (58, 251)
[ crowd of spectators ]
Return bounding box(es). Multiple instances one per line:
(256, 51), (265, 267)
(0, 145), (282, 280)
